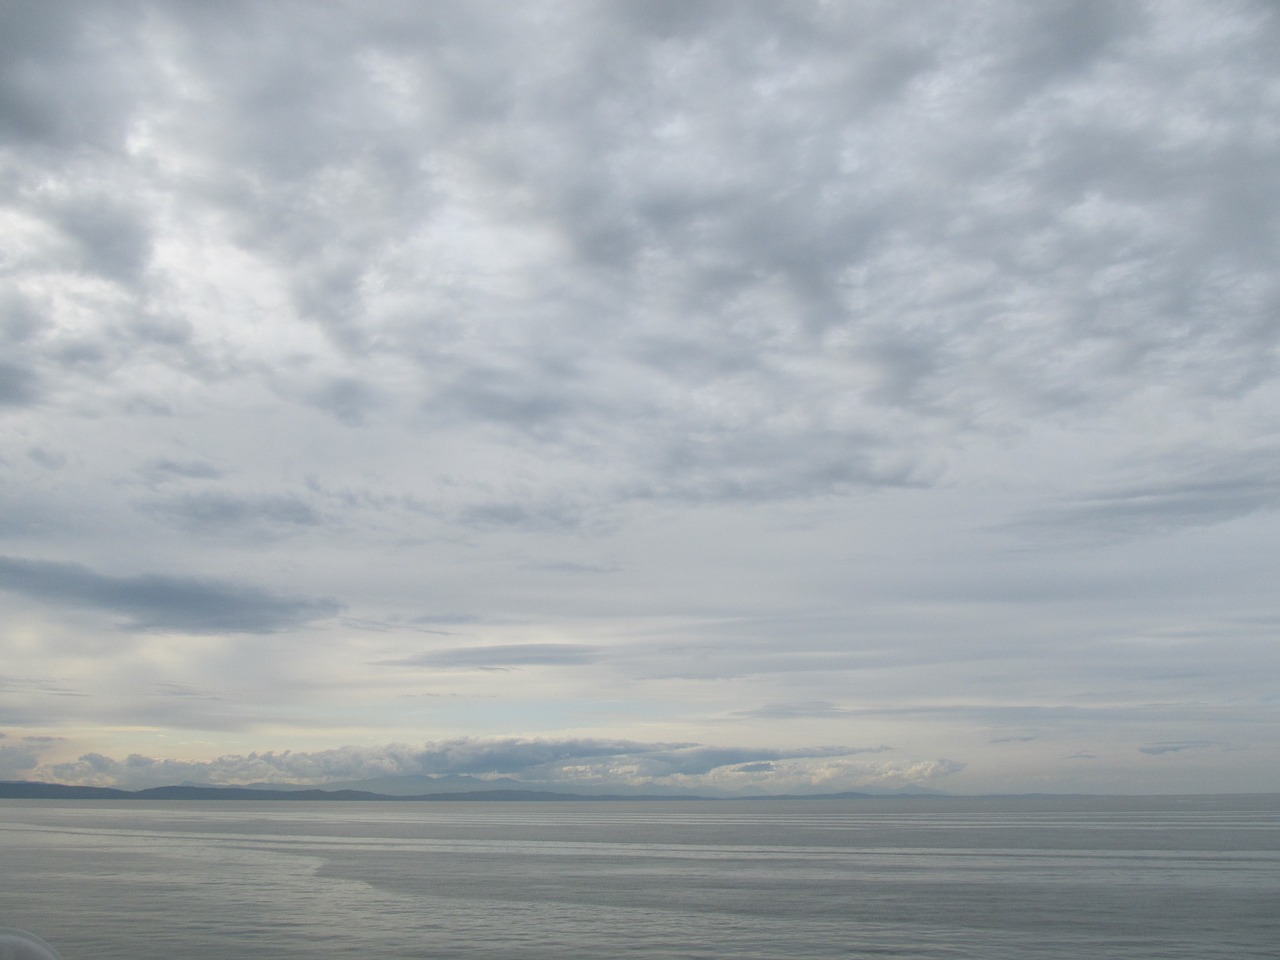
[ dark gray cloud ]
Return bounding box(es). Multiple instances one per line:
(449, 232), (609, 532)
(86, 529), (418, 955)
(48, 193), (151, 283)
(0, 555), (338, 633)
(1012, 454), (1280, 541)
(1137, 740), (1222, 756)
(141, 492), (323, 535)
(0, 741), (41, 777)
(0, 361), (40, 407)
(458, 499), (588, 532)
(26, 446), (65, 470)
(306, 377), (382, 426)
(0, 0), (139, 149)
(139, 459), (225, 484)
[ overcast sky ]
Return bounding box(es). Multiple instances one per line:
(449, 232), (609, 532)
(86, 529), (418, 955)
(1, 0), (1278, 795)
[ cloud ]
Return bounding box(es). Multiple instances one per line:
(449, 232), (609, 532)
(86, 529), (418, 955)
(408, 738), (676, 777)
(738, 701), (859, 720)
(636, 745), (879, 777)
(47, 192), (151, 283)
(1013, 456), (1280, 541)
(139, 459), (225, 484)
(523, 560), (621, 575)
(35, 737), (938, 794)
(386, 644), (600, 670)
(0, 1), (139, 150)
(5, 1), (1277, 508)
(0, 555), (339, 633)
(1137, 740), (1222, 756)
(306, 376), (382, 426)
(458, 499), (589, 532)
(140, 493), (323, 535)
(149, 681), (226, 702)
(0, 362), (41, 407)
(0, 675), (86, 699)
(0, 742), (42, 778)
(0, 729), (57, 778)
(26, 447), (66, 470)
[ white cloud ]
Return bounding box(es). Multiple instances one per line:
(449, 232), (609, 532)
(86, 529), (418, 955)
(32, 737), (946, 795)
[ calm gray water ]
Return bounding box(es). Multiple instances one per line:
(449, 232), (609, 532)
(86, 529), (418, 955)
(1, 795), (1277, 959)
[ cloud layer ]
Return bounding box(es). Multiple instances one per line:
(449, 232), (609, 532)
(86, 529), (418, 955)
(28, 737), (929, 796)
(1, 0), (1278, 794)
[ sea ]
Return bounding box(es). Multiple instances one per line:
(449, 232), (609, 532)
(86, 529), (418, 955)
(1, 794), (1277, 959)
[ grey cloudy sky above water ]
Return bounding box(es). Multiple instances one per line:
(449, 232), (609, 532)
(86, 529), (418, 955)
(1, 0), (1278, 795)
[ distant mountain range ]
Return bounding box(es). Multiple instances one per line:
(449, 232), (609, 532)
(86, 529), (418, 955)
(0, 780), (941, 802)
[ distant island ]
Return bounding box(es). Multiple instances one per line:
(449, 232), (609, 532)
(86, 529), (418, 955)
(0, 780), (930, 802)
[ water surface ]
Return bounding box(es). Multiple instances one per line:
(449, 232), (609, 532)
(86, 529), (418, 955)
(2, 795), (1277, 959)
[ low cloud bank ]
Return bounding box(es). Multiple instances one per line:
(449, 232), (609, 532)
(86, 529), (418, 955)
(32, 737), (960, 795)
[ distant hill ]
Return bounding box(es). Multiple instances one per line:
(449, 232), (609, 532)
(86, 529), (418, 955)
(0, 780), (696, 802)
(309, 773), (703, 798)
(0, 780), (940, 802)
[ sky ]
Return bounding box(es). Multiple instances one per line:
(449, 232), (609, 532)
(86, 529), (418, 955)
(1, 0), (1278, 796)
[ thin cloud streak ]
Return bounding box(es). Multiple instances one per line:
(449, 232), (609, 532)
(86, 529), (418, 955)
(384, 644), (601, 670)
(0, 555), (339, 633)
